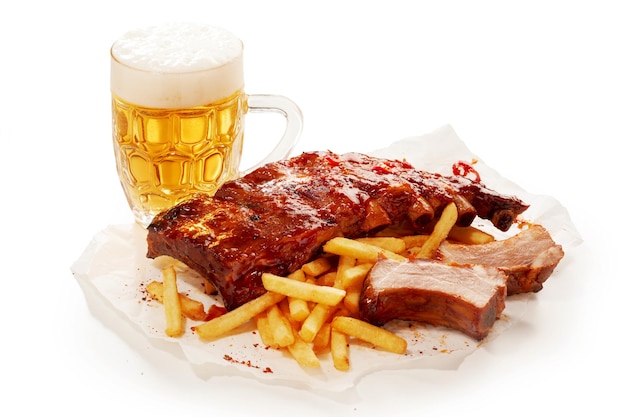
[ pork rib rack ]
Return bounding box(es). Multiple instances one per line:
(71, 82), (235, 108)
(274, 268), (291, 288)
(146, 151), (529, 310)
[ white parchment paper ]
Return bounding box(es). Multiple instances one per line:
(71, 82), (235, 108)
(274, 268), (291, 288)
(71, 124), (582, 394)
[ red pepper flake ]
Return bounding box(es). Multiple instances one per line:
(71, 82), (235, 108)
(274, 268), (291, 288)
(223, 354), (266, 371)
(452, 160), (481, 183)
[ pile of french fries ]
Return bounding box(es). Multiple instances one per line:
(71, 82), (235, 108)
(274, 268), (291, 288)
(145, 202), (496, 371)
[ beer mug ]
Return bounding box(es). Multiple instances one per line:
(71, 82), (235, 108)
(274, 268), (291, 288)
(110, 23), (303, 227)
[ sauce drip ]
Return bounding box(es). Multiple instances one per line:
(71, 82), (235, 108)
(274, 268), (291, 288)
(452, 161), (481, 183)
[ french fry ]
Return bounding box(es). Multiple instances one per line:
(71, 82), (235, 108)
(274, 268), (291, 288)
(266, 304), (295, 347)
(287, 331), (321, 368)
(355, 237), (406, 253)
(278, 297), (294, 318)
(288, 269), (306, 282)
(312, 322), (331, 352)
(337, 255), (356, 271)
(335, 255), (355, 289)
(288, 297), (310, 322)
(255, 312), (277, 348)
(448, 225), (495, 244)
(194, 291), (285, 340)
(146, 281), (163, 298)
(343, 287), (361, 315)
(146, 281), (207, 321)
(416, 202), (458, 259)
(275, 300), (320, 367)
(262, 273), (346, 306)
(323, 237), (407, 262)
(151, 255), (185, 270)
(301, 257), (333, 277)
(330, 328), (350, 371)
(161, 265), (184, 337)
(338, 263), (373, 314)
(339, 263), (373, 289)
(300, 304), (338, 343)
(331, 316), (407, 354)
(316, 271), (337, 287)
(401, 234), (429, 251)
(285, 269), (311, 321)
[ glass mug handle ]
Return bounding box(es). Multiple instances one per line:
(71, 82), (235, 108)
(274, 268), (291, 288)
(243, 94), (303, 174)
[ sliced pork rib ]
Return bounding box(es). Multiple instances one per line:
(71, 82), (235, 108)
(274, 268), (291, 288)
(146, 151), (529, 310)
(437, 224), (564, 295)
(359, 259), (507, 340)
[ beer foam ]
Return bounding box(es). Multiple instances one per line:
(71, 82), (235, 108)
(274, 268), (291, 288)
(111, 23), (244, 108)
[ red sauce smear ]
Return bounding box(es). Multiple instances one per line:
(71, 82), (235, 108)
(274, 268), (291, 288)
(452, 160), (481, 183)
(206, 305), (227, 320)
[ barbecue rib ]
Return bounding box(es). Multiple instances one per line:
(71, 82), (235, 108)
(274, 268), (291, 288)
(437, 224), (564, 294)
(146, 151), (529, 310)
(359, 259), (508, 340)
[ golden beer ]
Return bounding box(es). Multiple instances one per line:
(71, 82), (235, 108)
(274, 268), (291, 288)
(111, 89), (246, 225)
(111, 23), (302, 226)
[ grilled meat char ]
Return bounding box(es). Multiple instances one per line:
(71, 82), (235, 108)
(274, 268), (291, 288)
(359, 259), (508, 340)
(438, 224), (564, 295)
(146, 151), (529, 311)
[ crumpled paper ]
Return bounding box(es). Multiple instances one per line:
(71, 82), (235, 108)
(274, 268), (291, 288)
(71, 124), (582, 394)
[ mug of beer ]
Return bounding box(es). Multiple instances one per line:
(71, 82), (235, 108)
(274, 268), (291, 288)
(110, 23), (303, 227)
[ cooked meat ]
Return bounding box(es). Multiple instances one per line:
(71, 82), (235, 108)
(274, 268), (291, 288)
(437, 224), (564, 294)
(146, 151), (529, 310)
(359, 259), (507, 340)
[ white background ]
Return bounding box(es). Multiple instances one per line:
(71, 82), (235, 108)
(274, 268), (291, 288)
(1, 1), (623, 415)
